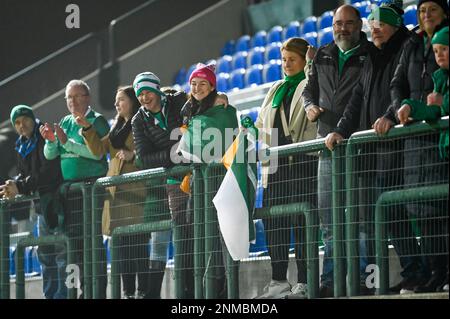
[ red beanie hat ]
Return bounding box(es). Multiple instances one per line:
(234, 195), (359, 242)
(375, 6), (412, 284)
(189, 63), (216, 88)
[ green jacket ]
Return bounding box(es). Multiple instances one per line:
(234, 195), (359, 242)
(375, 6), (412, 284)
(44, 108), (110, 180)
(402, 68), (449, 159)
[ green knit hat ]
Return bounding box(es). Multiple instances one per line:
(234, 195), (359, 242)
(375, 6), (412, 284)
(133, 72), (165, 98)
(368, 5), (403, 27)
(10, 104), (35, 126)
(432, 26), (449, 46)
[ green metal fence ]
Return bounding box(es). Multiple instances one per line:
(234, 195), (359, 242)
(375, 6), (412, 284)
(1, 117), (448, 299)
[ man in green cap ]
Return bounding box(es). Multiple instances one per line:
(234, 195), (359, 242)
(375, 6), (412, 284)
(1, 104), (66, 298)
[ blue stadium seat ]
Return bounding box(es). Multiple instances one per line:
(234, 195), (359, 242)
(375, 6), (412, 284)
(319, 11), (334, 30)
(404, 5), (417, 26)
(263, 60), (282, 83)
(247, 46), (266, 66)
(235, 35), (251, 52)
(283, 21), (301, 40)
(249, 219), (268, 253)
(265, 42), (282, 62)
(239, 107), (260, 125)
(181, 82), (191, 94)
(268, 25), (283, 44)
(9, 247), (15, 276)
(221, 39), (235, 56)
(232, 51), (248, 70)
(355, 1), (372, 18)
(174, 67), (186, 86)
(104, 238), (111, 267)
(216, 72), (231, 92)
(216, 55), (233, 74)
(246, 64), (264, 87)
(302, 16), (318, 34)
(318, 27), (334, 47)
(185, 63), (198, 84)
(251, 30), (267, 48)
(230, 68), (246, 90)
(31, 247), (41, 275)
(24, 246), (32, 275)
(303, 31), (318, 48)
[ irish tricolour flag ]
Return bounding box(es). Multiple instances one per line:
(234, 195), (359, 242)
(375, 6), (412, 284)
(213, 117), (258, 260)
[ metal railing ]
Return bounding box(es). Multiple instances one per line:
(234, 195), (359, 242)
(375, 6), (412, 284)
(0, 117), (448, 299)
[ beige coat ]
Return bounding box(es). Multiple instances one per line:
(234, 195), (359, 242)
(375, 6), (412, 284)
(255, 78), (317, 188)
(82, 127), (145, 235)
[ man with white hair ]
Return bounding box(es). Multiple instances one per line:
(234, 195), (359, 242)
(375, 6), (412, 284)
(40, 79), (110, 298)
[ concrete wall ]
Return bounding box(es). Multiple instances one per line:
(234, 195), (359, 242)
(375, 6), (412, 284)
(28, 0), (248, 124)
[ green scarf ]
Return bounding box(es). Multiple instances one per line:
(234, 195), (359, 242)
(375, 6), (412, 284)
(272, 71), (305, 108)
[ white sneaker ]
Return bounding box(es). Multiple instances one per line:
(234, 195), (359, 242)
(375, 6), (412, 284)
(443, 284), (449, 292)
(399, 288), (415, 295)
(256, 280), (291, 299)
(288, 283), (308, 299)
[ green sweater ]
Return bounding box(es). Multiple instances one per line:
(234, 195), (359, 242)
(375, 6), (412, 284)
(44, 108), (110, 180)
(402, 68), (449, 159)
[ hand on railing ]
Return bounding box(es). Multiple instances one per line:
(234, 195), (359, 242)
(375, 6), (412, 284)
(0, 180), (19, 199)
(39, 123), (56, 142)
(325, 132), (344, 151)
(397, 104), (413, 125)
(372, 116), (394, 135)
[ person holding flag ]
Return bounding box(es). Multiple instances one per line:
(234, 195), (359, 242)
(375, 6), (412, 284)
(177, 63), (238, 298)
(254, 37), (318, 299)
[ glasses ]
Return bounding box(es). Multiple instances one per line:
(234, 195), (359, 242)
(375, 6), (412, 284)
(64, 94), (88, 100)
(333, 20), (357, 29)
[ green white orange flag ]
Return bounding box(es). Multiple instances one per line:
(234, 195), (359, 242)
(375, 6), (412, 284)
(213, 117), (258, 260)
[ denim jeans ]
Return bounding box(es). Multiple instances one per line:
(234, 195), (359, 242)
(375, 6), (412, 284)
(37, 215), (67, 299)
(149, 230), (171, 263)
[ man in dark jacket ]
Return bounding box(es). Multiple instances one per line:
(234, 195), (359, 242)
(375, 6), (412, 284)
(302, 4), (376, 297)
(324, 2), (428, 294)
(0, 104), (65, 299)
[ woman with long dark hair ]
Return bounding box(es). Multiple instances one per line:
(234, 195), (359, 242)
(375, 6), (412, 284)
(76, 86), (149, 299)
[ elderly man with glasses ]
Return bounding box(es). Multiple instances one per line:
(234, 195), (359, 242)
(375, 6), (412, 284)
(40, 79), (110, 298)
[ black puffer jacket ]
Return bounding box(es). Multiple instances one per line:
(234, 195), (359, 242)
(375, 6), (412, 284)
(131, 92), (186, 169)
(335, 26), (412, 138)
(385, 21), (449, 122)
(14, 121), (63, 195)
(303, 32), (375, 137)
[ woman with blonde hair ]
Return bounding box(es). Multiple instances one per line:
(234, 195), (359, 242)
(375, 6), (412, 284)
(255, 37), (317, 299)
